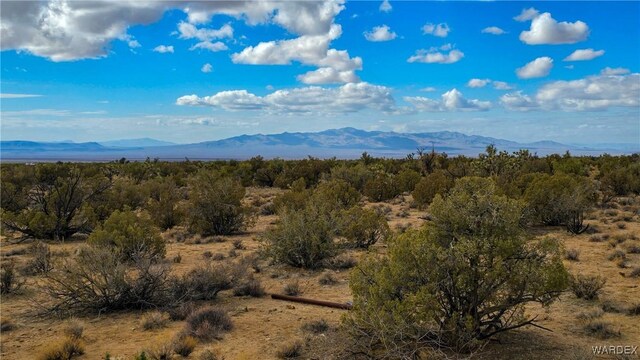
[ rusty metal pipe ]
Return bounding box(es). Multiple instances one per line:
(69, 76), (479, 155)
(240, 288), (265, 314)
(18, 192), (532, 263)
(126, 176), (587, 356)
(270, 293), (352, 310)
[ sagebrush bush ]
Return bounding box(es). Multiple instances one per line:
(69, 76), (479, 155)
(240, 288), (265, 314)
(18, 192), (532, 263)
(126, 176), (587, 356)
(348, 177), (569, 355)
(184, 307), (233, 341)
(570, 275), (606, 300)
(187, 172), (252, 236)
(171, 261), (243, 302)
(338, 206), (390, 249)
(261, 200), (337, 269)
(41, 245), (171, 314)
(88, 210), (165, 261)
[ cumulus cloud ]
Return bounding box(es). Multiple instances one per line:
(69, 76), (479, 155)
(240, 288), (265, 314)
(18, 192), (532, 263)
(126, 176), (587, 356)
(499, 71), (640, 111)
(189, 41), (228, 52)
(364, 25), (397, 42)
(296, 67), (359, 84)
(176, 82), (395, 113)
(514, 8), (540, 22)
(536, 72), (640, 111)
(516, 57), (553, 79)
(481, 26), (506, 35)
(404, 89), (490, 112)
(201, 63), (212, 73)
(178, 22), (233, 41)
(500, 91), (538, 111)
(422, 23), (450, 37)
(232, 24), (362, 84)
(519, 10), (589, 45)
(379, 0), (392, 13)
(153, 45), (174, 53)
(601, 67), (630, 76)
(563, 48), (605, 61)
(467, 78), (491, 88)
(408, 45), (463, 64)
(492, 81), (514, 90)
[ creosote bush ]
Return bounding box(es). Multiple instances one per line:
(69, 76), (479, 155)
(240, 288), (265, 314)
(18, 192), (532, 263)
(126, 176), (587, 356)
(348, 177), (569, 355)
(88, 209), (165, 261)
(186, 172), (252, 236)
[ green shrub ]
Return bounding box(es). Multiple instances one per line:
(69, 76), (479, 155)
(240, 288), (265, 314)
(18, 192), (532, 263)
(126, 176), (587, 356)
(260, 200), (337, 269)
(88, 210), (165, 261)
(411, 170), (452, 207)
(338, 206), (390, 249)
(145, 177), (184, 230)
(362, 173), (399, 202)
(187, 172), (252, 236)
(395, 169), (422, 193)
(348, 177), (568, 355)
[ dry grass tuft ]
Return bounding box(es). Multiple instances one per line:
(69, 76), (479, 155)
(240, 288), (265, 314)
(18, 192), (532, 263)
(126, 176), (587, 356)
(37, 337), (85, 360)
(141, 311), (169, 331)
(276, 340), (303, 359)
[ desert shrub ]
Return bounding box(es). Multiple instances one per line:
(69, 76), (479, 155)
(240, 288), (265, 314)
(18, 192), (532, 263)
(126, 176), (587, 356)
(348, 177), (569, 355)
(302, 319), (329, 334)
(589, 234), (609, 242)
(626, 244), (640, 254)
(617, 222), (627, 229)
(600, 299), (626, 314)
(362, 173), (399, 202)
(184, 307), (233, 341)
(0, 261), (23, 294)
(172, 334), (197, 357)
(166, 302), (197, 321)
(524, 173), (596, 227)
(171, 261), (242, 302)
(37, 336), (85, 360)
(141, 311), (169, 331)
(23, 241), (54, 275)
(312, 179), (361, 210)
(628, 303), (640, 316)
(411, 170), (453, 208)
(337, 206), (390, 249)
(276, 341), (303, 359)
(395, 169), (422, 193)
(232, 240), (245, 250)
(570, 275), (606, 300)
(198, 349), (223, 360)
(283, 281), (301, 296)
(41, 245), (171, 314)
(329, 163), (373, 192)
(273, 178), (310, 212)
(565, 249), (580, 261)
(187, 172), (252, 236)
(318, 273), (337, 285)
(88, 210), (165, 261)
(607, 250), (626, 261)
(324, 254), (357, 270)
(582, 321), (621, 339)
(147, 342), (173, 360)
(145, 177), (184, 230)
(1, 165), (111, 240)
(260, 200), (337, 269)
(233, 279), (265, 297)
(631, 267), (640, 278)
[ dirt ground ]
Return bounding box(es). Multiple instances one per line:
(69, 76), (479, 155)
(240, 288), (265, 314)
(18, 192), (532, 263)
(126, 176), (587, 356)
(1, 188), (638, 359)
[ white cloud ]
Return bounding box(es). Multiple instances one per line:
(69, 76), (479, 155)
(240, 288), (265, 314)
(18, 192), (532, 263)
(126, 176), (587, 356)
(519, 11), (589, 45)
(153, 45), (174, 53)
(201, 63), (212, 73)
(516, 57), (553, 79)
(404, 89), (490, 112)
(177, 82), (395, 113)
(422, 23), (450, 37)
(0, 93), (42, 99)
(481, 26), (506, 35)
(297, 67), (359, 84)
(536, 72), (640, 111)
(500, 91), (538, 111)
(379, 0), (392, 13)
(514, 8), (540, 22)
(420, 87), (437, 92)
(178, 22), (233, 41)
(232, 24), (362, 84)
(467, 78), (491, 88)
(408, 45), (463, 64)
(492, 81), (514, 90)
(189, 41), (228, 52)
(600, 67), (630, 76)
(364, 25), (397, 42)
(564, 48), (605, 61)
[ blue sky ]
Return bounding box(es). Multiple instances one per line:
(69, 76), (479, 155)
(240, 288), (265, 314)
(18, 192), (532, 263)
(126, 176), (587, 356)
(1, 0), (639, 145)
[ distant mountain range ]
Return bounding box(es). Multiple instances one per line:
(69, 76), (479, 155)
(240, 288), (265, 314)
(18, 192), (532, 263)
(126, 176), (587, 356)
(1, 128), (637, 161)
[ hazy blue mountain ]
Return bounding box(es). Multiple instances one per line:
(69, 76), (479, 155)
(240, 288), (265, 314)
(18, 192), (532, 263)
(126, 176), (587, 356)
(98, 138), (176, 148)
(1, 128), (636, 161)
